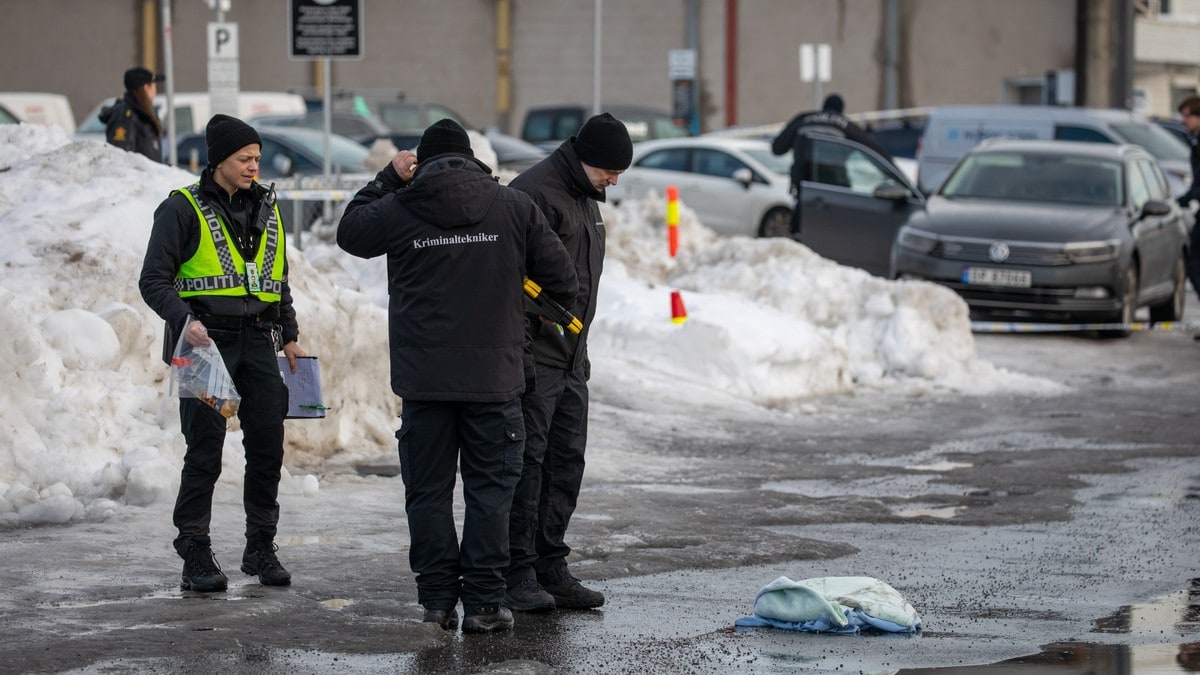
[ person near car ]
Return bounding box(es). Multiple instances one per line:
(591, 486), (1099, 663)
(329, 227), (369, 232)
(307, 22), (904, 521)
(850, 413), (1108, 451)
(336, 119), (578, 634)
(1174, 95), (1200, 337)
(502, 112), (632, 614)
(102, 66), (165, 163)
(139, 114), (306, 593)
(771, 93), (891, 237)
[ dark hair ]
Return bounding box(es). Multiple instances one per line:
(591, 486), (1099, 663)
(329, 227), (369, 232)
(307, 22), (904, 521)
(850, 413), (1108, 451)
(1179, 95), (1200, 116)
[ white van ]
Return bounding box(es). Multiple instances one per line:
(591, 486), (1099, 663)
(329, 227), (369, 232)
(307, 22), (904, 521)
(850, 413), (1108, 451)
(76, 91), (306, 139)
(917, 105), (1191, 196)
(0, 93), (76, 133)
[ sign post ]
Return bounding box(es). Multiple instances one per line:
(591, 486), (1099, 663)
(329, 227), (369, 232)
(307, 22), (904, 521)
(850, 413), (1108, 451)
(799, 43), (832, 109)
(668, 48), (698, 135)
(288, 0), (364, 238)
(207, 22), (239, 117)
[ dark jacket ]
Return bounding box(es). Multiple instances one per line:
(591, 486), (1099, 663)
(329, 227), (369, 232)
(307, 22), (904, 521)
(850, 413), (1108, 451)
(139, 169), (299, 363)
(1179, 133), (1200, 206)
(508, 140), (606, 372)
(336, 155), (578, 402)
(101, 93), (163, 163)
(772, 110), (892, 192)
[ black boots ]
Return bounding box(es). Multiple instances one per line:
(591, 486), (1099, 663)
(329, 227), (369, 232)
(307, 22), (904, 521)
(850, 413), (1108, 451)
(241, 535), (292, 586)
(180, 542), (228, 592)
(462, 605), (514, 633)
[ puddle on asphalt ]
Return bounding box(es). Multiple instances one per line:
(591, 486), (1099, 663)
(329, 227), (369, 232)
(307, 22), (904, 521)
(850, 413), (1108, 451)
(894, 505), (965, 519)
(896, 642), (1200, 673)
(904, 461), (973, 472)
(901, 582), (1200, 672)
(627, 483), (735, 495)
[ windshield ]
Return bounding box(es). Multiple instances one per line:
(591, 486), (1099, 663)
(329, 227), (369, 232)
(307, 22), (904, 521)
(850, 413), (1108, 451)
(940, 151), (1124, 206)
(743, 148), (792, 175)
(287, 131), (371, 167)
(1110, 123), (1189, 162)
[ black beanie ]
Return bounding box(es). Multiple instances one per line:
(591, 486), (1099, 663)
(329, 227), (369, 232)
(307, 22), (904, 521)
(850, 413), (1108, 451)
(417, 118), (473, 161)
(205, 114), (261, 168)
(573, 112), (633, 170)
(822, 94), (845, 114)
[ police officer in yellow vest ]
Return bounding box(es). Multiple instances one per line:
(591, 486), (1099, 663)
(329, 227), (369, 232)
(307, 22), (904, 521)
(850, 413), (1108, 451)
(139, 114), (305, 593)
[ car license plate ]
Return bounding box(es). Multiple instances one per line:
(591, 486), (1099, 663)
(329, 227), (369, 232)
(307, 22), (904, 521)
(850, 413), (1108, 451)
(962, 266), (1031, 287)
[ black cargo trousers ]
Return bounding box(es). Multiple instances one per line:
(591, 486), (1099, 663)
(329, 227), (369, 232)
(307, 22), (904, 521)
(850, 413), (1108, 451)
(507, 363), (589, 587)
(173, 322), (288, 556)
(397, 398), (525, 612)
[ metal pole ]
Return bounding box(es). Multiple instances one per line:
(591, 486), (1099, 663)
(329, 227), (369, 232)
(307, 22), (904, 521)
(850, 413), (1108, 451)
(593, 0), (602, 116)
(883, 0), (899, 109)
(161, 0), (176, 167)
(322, 58), (332, 226)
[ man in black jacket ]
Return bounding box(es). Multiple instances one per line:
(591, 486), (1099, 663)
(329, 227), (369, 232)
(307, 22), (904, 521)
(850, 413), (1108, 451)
(1175, 95), (1200, 338)
(102, 67), (165, 163)
(337, 119), (578, 634)
(502, 112), (631, 613)
(772, 93), (891, 237)
(140, 114), (306, 593)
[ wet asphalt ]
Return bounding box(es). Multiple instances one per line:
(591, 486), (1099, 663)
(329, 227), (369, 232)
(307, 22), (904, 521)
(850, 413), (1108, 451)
(2, 314), (1199, 674)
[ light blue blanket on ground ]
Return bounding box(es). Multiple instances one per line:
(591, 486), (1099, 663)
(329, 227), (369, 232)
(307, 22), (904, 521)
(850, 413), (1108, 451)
(734, 575), (922, 633)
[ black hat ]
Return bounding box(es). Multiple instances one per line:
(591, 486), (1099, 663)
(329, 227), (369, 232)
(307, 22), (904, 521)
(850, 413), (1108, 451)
(417, 118), (473, 161)
(573, 112), (633, 170)
(822, 94), (845, 114)
(124, 66), (165, 91)
(205, 114), (261, 168)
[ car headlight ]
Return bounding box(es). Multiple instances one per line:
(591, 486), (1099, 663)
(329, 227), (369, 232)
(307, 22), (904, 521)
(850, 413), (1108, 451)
(896, 228), (939, 254)
(1063, 239), (1120, 263)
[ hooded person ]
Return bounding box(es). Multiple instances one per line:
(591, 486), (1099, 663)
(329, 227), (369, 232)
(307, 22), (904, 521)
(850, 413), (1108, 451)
(336, 118), (578, 634)
(101, 66), (166, 162)
(139, 113), (306, 594)
(500, 112), (632, 615)
(771, 93), (891, 237)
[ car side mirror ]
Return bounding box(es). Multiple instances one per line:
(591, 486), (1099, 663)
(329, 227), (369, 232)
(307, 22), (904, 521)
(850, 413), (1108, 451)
(873, 182), (910, 202)
(732, 167), (753, 188)
(272, 154), (293, 177)
(1141, 199), (1171, 217)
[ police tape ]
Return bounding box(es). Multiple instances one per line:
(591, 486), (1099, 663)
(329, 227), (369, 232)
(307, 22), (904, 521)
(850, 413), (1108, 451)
(970, 320), (1200, 333)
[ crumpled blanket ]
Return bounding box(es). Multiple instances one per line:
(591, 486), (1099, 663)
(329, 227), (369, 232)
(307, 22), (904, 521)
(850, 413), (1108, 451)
(734, 575), (922, 633)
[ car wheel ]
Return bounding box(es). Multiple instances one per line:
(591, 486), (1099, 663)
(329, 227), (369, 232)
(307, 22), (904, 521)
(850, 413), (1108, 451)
(757, 207), (792, 238)
(1148, 253), (1185, 323)
(1101, 265), (1138, 339)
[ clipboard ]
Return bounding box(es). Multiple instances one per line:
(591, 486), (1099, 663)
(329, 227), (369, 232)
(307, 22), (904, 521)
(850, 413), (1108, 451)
(278, 356), (326, 419)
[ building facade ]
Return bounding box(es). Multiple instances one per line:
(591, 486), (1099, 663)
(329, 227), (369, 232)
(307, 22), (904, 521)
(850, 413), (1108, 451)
(0, 0), (1188, 134)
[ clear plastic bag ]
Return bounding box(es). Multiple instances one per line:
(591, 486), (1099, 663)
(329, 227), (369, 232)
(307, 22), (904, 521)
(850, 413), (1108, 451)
(169, 317), (241, 418)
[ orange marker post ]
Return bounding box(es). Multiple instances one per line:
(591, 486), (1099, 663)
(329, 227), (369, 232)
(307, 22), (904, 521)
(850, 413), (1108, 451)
(666, 186), (680, 257)
(665, 186), (687, 323)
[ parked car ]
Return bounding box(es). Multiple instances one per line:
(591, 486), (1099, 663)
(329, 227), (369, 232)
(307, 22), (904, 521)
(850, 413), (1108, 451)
(1151, 115), (1190, 146)
(250, 110), (392, 145)
(521, 104), (689, 152)
(169, 125), (371, 177)
(892, 139), (1189, 336)
(607, 137), (794, 238)
(0, 92), (76, 132)
(916, 105), (1191, 196)
(793, 133), (926, 275)
(0, 103), (18, 124)
(484, 129), (548, 173)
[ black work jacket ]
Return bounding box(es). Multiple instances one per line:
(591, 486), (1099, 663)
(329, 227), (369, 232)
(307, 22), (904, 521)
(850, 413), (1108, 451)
(139, 169), (298, 363)
(509, 140), (607, 372)
(772, 110), (892, 192)
(337, 155), (578, 402)
(101, 93), (163, 163)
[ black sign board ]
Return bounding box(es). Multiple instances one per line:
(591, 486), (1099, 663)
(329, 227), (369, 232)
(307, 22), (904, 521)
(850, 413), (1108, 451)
(289, 0), (363, 60)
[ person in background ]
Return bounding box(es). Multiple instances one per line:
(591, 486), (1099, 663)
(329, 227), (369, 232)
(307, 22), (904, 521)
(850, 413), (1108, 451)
(502, 112), (631, 614)
(771, 93), (891, 237)
(336, 119), (577, 634)
(140, 114), (306, 593)
(102, 66), (165, 163)
(1174, 95), (1200, 340)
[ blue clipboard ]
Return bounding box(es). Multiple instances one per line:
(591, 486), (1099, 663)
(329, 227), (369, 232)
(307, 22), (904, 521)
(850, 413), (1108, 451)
(278, 356), (326, 419)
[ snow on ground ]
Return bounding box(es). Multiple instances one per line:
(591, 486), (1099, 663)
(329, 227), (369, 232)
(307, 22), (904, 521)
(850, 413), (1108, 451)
(0, 123), (1060, 526)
